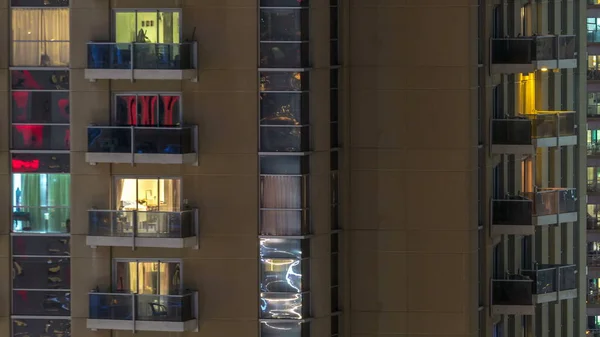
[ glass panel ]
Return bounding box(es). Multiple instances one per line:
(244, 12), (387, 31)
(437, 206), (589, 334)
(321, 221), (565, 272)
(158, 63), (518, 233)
(261, 175), (306, 209)
(158, 95), (181, 126)
(559, 265), (577, 290)
(136, 12), (158, 42)
(12, 235), (70, 256)
(330, 89), (338, 121)
(261, 71), (308, 91)
(331, 254), (338, 286)
(13, 257), (70, 289)
(11, 70), (69, 90)
(330, 6), (338, 39)
(159, 11), (180, 44)
(137, 95), (159, 125)
(136, 293), (193, 321)
(87, 126), (132, 153)
(491, 119), (532, 145)
(12, 319), (71, 337)
(491, 280), (534, 305)
(12, 91), (69, 124)
(114, 95), (137, 125)
(133, 43), (193, 69)
(158, 261), (181, 295)
(260, 155), (309, 175)
(11, 9), (70, 67)
(260, 125), (309, 152)
(12, 125), (70, 150)
(115, 11), (136, 43)
(260, 209), (309, 236)
(115, 261), (136, 292)
(159, 178), (181, 211)
(260, 292), (309, 319)
(89, 293), (133, 320)
(331, 286), (339, 311)
(12, 0), (69, 6)
(260, 42), (309, 68)
(133, 127), (194, 154)
(12, 153), (70, 173)
(261, 93), (308, 125)
(13, 290), (70, 316)
(87, 43), (132, 69)
(491, 199), (534, 225)
(260, 238), (308, 259)
(260, 9), (308, 41)
(260, 322), (308, 337)
(138, 179), (159, 211)
(260, 258), (307, 292)
(138, 261), (159, 294)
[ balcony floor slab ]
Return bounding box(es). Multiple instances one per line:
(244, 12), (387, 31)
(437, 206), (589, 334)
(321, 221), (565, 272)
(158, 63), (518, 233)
(87, 318), (198, 332)
(87, 235), (198, 249)
(86, 152), (197, 165)
(491, 304), (535, 316)
(84, 69), (197, 81)
(491, 59), (577, 74)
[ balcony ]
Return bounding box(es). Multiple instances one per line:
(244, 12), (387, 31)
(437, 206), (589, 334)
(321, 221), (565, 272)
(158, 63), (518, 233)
(86, 125), (198, 165)
(490, 112), (577, 155)
(490, 188), (578, 236)
(491, 35), (577, 73)
(84, 42), (197, 82)
(589, 105), (600, 129)
(88, 291), (198, 332)
(86, 209), (198, 249)
(589, 142), (600, 166)
(588, 210), (600, 241)
(491, 265), (578, 315)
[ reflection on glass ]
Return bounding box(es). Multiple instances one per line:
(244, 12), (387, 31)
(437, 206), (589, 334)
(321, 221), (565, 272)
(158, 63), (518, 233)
(12, 235), (70, 256)
(87, 126), (194, 154)
(260, 155), (309, 175)
(260, 9), (308, 41)
(12, 173), (70, 233)
(12, 92), (69, 124)
(260, 42), (309, 68)
(260, 238), (307, 259)
(260, 322), (308, 337)
(11, 70), (70, 90)
(114, 94), (182, 126)
(260, 72), (308, 91)
(13, 257), (70, 289)
(12, 125), (70, 150)
(260, 258), (306, 292)
(12, 318), (71, 337)
(88, 210), (195, 238)
(88, 292), (194, 322)
(260, 292), (309, 319)
(13, 290), (70, 316)
(260, 93), (308, 125)
(87, 43), (193, 70)
(260, 126), (309, 152)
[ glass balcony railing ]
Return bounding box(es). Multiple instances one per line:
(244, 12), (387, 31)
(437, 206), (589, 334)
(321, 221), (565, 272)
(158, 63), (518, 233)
(491, 111), (576, 146)
(88, 209), (196, 238)
(589, 105), (600, 117)
(589, 69), (600, 81)
(87, 42), (195, 70)
(87, 126), (195, 155)
(588, 289), (600, 304)
(12, 206), (70, 233)
(491, 35), (575, 64)
(492, 188), (577, 225)
(89, 291), (195, 323)
(589, 253), (600, 267)
(492, 265), (577, 306)
(590, 0), (600, 5)
(588, 330), (600, 337)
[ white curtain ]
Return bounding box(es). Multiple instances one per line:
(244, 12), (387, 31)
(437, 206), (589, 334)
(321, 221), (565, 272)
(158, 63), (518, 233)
(260, 175), (306, 236)
(12, 8), (70, 66)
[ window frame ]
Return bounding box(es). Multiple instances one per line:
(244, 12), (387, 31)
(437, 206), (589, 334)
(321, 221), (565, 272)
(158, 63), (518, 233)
(112, 9), (183, 43)
(111, 258), (183, 293)
(112, 175), (183, 211)
(112, 92), (183, 126)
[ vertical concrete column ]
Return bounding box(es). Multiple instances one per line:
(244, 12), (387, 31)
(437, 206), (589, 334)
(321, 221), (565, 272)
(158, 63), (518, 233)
(69, 0), (112, 335)
(0, 0), (11, 334)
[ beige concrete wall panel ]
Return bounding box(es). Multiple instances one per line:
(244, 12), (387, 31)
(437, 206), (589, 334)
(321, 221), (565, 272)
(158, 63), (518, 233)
(310, 233), (332, 258)
(310, 256), (333, 318)
(0, 174), (10, 234)
(349, 250), (407, 311)
(184, 92), (257, 154)
(70, 8), (110, 69)
(0, 317), (9, 337)
(71, 0), (109, 10)
(185, 7), (256, 70)
(110, 163), (184, 176)
(405, 171), (474, 230)
(182, 69), (256, 93)
(0, 152), (8, 175)
(182, 259), (257, 319)
(70, 257), (111, 318)
(350, 66), (473, 91)
(70, 91), (110, 152)
(350, 230), (407, 253)
(70, 174), (111, 235)
(196, 205), (257, 237)
(111, 0), (181, 9)
(0, 90), (9, 152)
(310, 69), (331, 152)
(70, 69), (109, 92)
(182, 154), (256, 176)
(185, 235), (257, 259)
(0, 9), (8, 68)
(349, 311), (407, 335)
(181, 319), (258, 337)
(407, 229), (476, 254)
(309, 7), (330, 69)
(349, 170), (406, 230)
(310, 172), (330, 235)
(407, 312), (474, 335)
(70, 153), (111, 175)
(112, 246), (185, 259)
(182, 0), (254, 7)
(70, 233), (110, 258)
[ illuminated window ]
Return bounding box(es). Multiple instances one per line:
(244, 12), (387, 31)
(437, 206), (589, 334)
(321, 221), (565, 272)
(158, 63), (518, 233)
(114, 177), (181, 212)
(12, 173), (70, 233)
(11, 8), (70, 66)
(113, 259), (181, 295)
(114, 10), (181, 43)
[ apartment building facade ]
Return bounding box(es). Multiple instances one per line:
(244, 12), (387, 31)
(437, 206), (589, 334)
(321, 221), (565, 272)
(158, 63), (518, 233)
(0, 0), (588, 337)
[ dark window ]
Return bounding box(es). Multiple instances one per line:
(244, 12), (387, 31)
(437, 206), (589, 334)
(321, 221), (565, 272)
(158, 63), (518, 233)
(260, 71), (309, 91)
(13, 257), (70, 289)
(260, 93), (309, 125)
(331, 286), (339, 311)
(331, 233), (339, 253)
(11, 153), (70, 173)
(260, 0), (309, 6)
(12, 290), (70, 316)
(330, 6), (338, 40)
(330, 40), (339, 65)
(260, 9), (309, 41)
(12, 124), (70, 150)
(12, 319), (71, 337)
(12, 235), (70, 256)
(114, 94), (181, 126)
(11, 0), (68, 6)
(331, 315), (339, 336)
(12, 91), (69, 124)
(260, 42), (309, 68)
(330, 151), (338, 171)
(260, 155), (310, 175)
(331, 253), (339, 286)
(11, 70), (69, 90)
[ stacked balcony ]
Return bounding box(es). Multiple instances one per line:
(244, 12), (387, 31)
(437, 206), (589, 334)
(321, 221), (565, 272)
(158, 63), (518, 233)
(491, 264), (578, 315)
(86, 208), (199, 249)
(491, 35), (577, 73)
(588, 289), (600, 315)
(85, 42), (198, 81)
(490, 188), (578, 235)
(85, 125), (198, 165)
(87, 291), (198, 332)
(490, 111), (577, 155)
